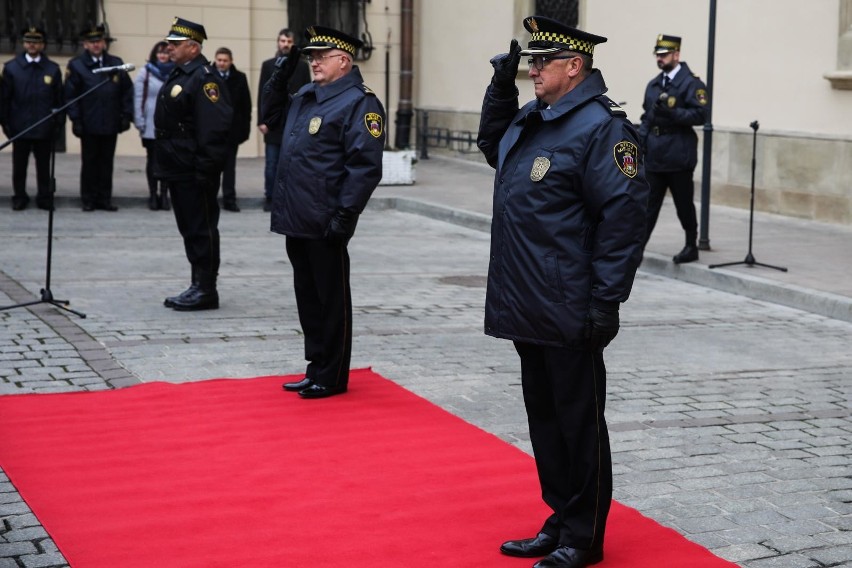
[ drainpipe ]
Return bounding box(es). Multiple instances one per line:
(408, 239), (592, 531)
(394, 0), (414, 149)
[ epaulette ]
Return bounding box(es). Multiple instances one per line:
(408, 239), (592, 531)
(595, 95), (627, 117)
(361, 84), (375, 95)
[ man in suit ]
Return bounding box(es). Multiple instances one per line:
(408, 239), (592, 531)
(257, 28), (311, 212)
(213, 47), (252, 212)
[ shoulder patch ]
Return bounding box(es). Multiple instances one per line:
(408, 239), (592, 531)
(695, 88), (709, 106)
(595, 95), (627, 117)
(203, 82), (221, 103)
(613, 141), (638, 178)
(361, 84), (375, 95)
(365, 112), (383, 138)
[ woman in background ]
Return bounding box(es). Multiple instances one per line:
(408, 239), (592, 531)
(134, 41), (174, 210)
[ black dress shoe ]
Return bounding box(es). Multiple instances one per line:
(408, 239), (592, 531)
(164, 284), (198, 308)
(282, 377), (313, 392)
(95, 202), (119, 211)
(223, 202), (240, 212)
(12, 197), (29, 211)
(82, 203), (95, 212)
(171, 288), (219, 311)
(672, 244), (699, 264)
(298, 383), (347, 399)
(500, 532), (559, 558)
(533, 545), (603, 568)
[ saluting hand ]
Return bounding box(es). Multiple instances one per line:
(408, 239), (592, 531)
(489, 39), (521, 88)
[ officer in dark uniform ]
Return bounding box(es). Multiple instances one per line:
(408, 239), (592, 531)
(64, 24), (133, 211)
(262, 26), (385, 399)
(155, 17), (233, 311)
(1, 27), (64, 211)
(639, 34), (709, 264)
(478, 16), (648, 568)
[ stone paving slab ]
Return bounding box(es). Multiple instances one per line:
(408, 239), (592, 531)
(0, 204), (850, 567)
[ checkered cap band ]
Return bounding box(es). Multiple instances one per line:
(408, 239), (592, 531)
(530, 31), (595, 55)
(170, 24), (205, 43)
(309, 34), (356, 56)
(656, 39), (679, 50)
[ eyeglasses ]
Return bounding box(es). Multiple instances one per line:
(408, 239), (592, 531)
(527, 55), (577, 71)
(306, 53), (347, 64)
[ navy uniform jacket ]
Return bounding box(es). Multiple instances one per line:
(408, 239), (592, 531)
(64, 51), (133, 135)
(153, 55), (233, 182)
(1, 52), (63, 139)
(264, 66), (385, 239)
(638, 61), (709, 172)
(477, 70), (648, 348)
(221, 65), (252, 145)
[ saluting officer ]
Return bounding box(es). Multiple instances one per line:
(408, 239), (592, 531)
(639, 34), (709, 264)
(1, 27), (64, 211)
(478, 16), (648, 567)
(155, 17), (233, 311)
(262, 26), (385, 399)
(64, 24), (133, 211)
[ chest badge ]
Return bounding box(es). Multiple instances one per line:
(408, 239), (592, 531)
(613, 141), (638, 178)
(170, 85), (183, 98)
(43, 75), (53, 85)
(530, 156), (551, 182)
(666, 95), (677, 108)
(203, 82), (220, 103)
(308, 117), (322, 135)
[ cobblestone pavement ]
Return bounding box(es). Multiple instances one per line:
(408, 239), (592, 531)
(1, 196), (851, 567)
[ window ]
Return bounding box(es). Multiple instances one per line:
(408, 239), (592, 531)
(535, 0), (578, 27)
(288, 0), (373, 59)
(0, 0), (100, 55)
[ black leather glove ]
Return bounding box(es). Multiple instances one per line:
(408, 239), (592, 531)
(269, 45), (302, 93)
(490, 39), (521, 89)
(72, 121), (84, 138)
(585, 302), (620, 353)
(324, 208), (359, 243)
(119, 116), (131, 133)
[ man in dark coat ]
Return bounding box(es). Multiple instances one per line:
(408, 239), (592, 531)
(64, 24), (133, 211)
(213, 46), (251, 212)
(639, 34), (710, 264)
(257, 28), (311, 211)
(477, 16), (648, 568)
(262, 25), (384, 399)
(155, 17), (233, 311)
(1, 27), (64, 211)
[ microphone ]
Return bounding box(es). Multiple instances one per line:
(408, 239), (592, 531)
(92, 63), (135, 74)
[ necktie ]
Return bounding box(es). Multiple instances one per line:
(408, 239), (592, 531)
(662, 76), (670, 90)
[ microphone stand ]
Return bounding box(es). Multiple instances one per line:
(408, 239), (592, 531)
(0, 75), (115, 318)
(709, 121), (787, 272)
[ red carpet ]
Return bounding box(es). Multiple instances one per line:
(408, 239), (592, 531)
(0, 369), (736, 567)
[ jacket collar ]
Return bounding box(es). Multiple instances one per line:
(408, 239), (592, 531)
(303, 65), (365, 103)
(177, 55), (209, 75)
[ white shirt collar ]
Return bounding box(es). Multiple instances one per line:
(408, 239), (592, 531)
(25, 53), (41, 64)
(665, 63), (682, 82)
